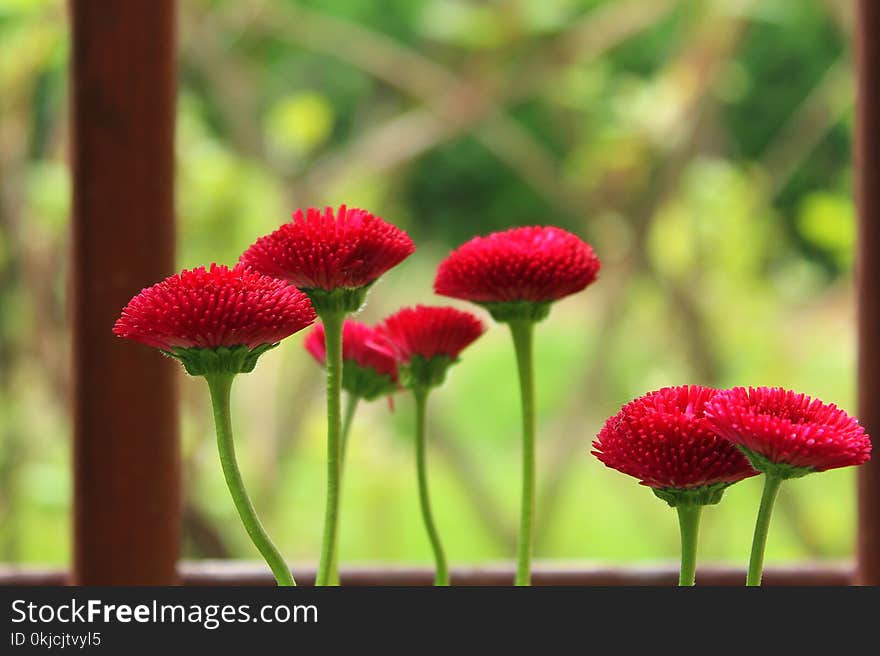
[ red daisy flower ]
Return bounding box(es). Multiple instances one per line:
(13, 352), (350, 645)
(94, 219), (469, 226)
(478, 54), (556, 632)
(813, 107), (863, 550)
(592, 386), (757, 493)
(434, 226), (601, 306)
(705, 387), (872, 474)
(305, 320), (398, 382)
(240, 205), (415, 291)
(380, 306), (485, 364)
(113, 264), (316, 351)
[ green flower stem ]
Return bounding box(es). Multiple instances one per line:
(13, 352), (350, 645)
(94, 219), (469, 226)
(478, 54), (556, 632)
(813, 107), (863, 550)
(509, 320), (536, 586)
(328, 392), (360, 586)
(206, 373), (295, 587)
(746, 475), (783, 586)
(676, 505), (702, 586)
(316, 310), (346, 587)
(414, 387), (449, 586)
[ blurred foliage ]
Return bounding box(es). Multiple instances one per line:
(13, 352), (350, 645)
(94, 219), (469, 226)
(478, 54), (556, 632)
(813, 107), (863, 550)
(0, 0), (862, 569)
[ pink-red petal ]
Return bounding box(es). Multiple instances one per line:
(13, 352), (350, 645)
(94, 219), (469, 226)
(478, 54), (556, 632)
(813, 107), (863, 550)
(592, 386), (757, 490)
(705, 387), (871, 472)
(305, 320), (398, 381)
(379, 305), (485, 363)
(435, 226), (600, 304)
(113, 264), (316, 351)
(240, 205), (414, 290)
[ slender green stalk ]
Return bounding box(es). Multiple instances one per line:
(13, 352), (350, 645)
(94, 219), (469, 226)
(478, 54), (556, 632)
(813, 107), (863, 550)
(328, 392), (360, 586)
(414, 388), (449, 586)
(676, 505), (702, 586)
(746, 475), (783, 586)
(206, 373), (295, 586)
(316, 310), (345, 587)
(509, 320), (536, 586)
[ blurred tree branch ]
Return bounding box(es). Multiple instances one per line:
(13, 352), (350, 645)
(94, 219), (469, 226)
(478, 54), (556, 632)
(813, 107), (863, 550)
(155, 0), (839, 562)
(198, 0), (675, 200)
(428, 418), (519, 553)
(534, 6), (754, 546)
(761, 58), (852, 199)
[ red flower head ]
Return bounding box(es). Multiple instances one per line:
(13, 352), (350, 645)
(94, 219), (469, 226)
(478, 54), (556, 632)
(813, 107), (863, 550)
(705, 387), (872, 477)
(434, 226), (600, 321)
(592, 386), (757, 506)
(239, 205), (414, 313)
(305, 320), (399, 400)
(113, 264), (316, 375)
(379, 306), (485, 390)
(381, 306), (485, 363)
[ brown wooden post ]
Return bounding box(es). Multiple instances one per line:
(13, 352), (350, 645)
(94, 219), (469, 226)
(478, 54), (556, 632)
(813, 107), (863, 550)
(856, 0), (880, 586)
(70, 1), (180, 584)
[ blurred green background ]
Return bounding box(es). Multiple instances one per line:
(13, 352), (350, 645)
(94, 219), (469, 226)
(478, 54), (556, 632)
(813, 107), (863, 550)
(0, 0), (861, 568)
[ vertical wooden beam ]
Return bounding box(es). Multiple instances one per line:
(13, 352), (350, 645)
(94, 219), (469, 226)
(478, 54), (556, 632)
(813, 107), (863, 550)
(856, 0), (880, 586)
(70, 0), (179, 584)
